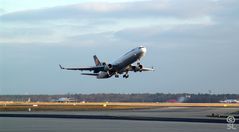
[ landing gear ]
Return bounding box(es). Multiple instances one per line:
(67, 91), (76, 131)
(115, 72), (119, 78)
(123, 74), (129, 78)
(123, 71), (129, 78)
(137, 59), (141, 66)
(137, 61), (143, 72)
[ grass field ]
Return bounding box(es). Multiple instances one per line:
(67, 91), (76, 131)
(1, 101), (239, 111)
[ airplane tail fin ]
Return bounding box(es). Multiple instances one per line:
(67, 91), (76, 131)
(93, 55), (101, 66)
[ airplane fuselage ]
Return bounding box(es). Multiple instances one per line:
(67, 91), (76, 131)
(97, 46), (146, 79)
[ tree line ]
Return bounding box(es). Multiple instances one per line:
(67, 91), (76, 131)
(0, 93), (239, 103)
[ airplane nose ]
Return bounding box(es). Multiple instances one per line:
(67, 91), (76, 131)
(141, 47), (147, 53)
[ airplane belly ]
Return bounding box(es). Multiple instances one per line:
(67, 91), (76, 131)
(117, 54), (138, 72)
(110, 47), (145, 73)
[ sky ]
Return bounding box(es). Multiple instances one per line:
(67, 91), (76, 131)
(0, 0), (239, 94)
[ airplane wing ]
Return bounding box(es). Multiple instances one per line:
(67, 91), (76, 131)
(126, 65), (155, 72)
(141, 67), (155, 71)
(59, 64), (104, 71)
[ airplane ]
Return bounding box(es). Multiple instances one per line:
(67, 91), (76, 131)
(219, 99), (239, 103)
(59, 46), (154, 79)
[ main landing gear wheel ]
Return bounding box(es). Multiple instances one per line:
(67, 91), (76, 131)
(115, 73), (119, 78)
(123, 74), (129, 78)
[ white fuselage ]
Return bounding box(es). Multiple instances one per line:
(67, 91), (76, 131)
(97, 46), (147, 79)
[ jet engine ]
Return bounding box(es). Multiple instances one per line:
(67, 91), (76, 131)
(132, 64), (143, 72)
(102, 62), (113, 71)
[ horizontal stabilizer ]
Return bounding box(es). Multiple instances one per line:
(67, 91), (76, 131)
(81, 73), (99, 76)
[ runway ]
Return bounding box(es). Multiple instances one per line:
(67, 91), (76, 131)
(0, 107), (238, 132)
(0, 117), (234, 132)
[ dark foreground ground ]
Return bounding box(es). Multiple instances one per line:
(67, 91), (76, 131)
(0, 107), (238, 132)
(1, 117), (236, 132)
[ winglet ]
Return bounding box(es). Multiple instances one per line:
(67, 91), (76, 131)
(152, 66), (155, 71)
(59, 64), (64, 69)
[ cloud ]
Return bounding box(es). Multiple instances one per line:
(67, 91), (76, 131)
(0, 8), (5, 15)
(115, 23), (239, 46)
(0, 0), (219, 22)
(0, 0), (238, 47)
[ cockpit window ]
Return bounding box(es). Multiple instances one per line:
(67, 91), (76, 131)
(138, 46), (144, 49)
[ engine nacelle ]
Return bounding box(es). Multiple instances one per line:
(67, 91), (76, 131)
(104, 63), (113, 71)
(132, 64), (143, 72)
(138, 64), (143, 69)
(97, 72), (110, 79)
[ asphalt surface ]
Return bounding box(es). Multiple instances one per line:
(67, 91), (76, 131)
(1, 117), (236, 132)
(0, 107), (238, 132)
